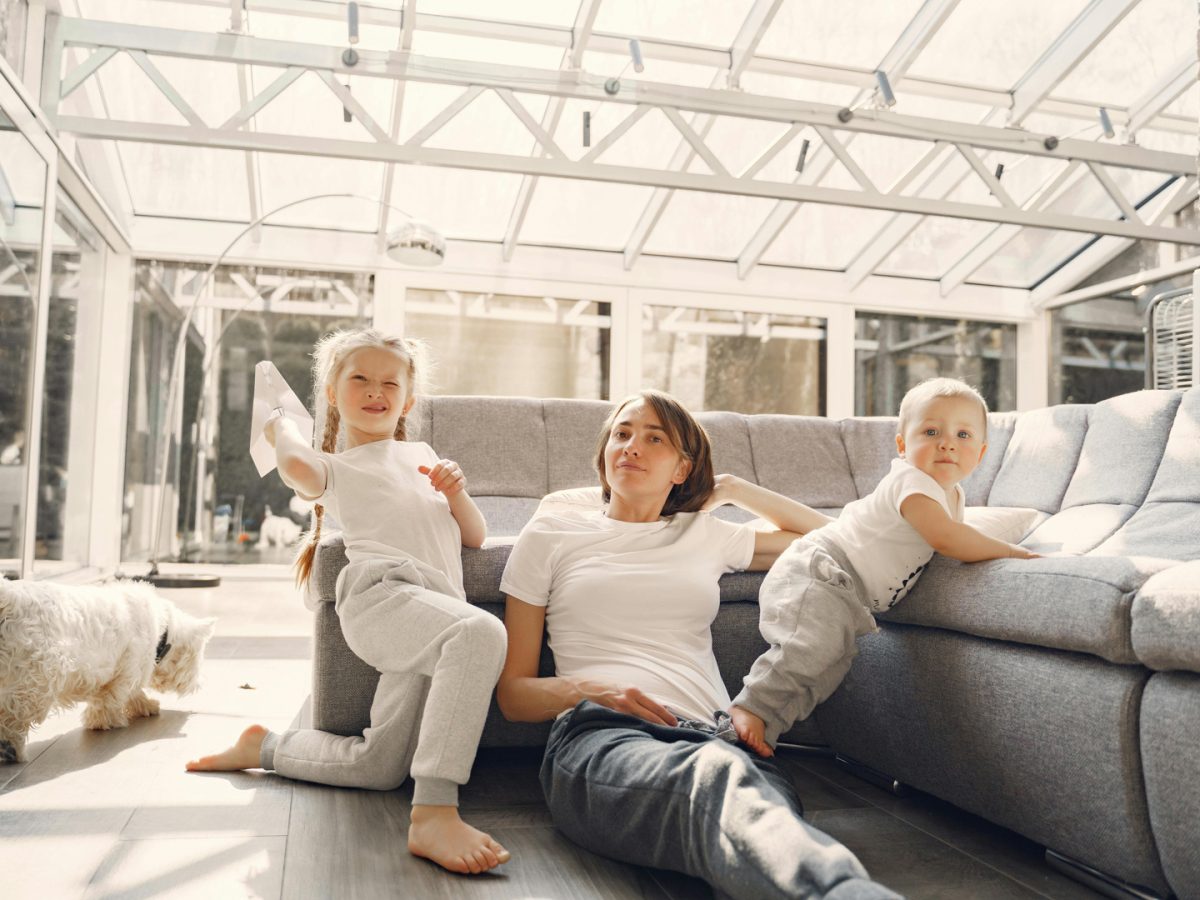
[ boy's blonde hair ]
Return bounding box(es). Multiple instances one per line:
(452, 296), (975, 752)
(897, 377), (989, 441)
(294, 328), (423, 586)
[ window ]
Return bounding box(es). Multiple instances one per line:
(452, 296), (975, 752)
(855, 313), (1017, 416)
(642, 305), (826, 415)
(405, 289), (611, 399)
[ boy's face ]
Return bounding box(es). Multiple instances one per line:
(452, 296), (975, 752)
(896, 395), (988, 490)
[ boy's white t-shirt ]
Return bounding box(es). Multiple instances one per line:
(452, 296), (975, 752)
(818, 457), (964, 612)
(312, 440), (465, 601)
(500, 509), (756, 724)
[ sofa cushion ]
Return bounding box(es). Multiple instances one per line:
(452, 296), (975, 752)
(1023, 503), (1137, 556)
(428, 396), (549, 498)
(1130, 561), (1200, 672)
(987, 403), (1090, 512)
(962, 505), (1044, 545)
(961, 411), (1018, 506)
(474, 496), (541, 537)
(1092, 502), (1200, 561)
(544, 398), (611, 491)
(1061, 390), (1181, 508)
(884, 554), (1175, 663)
(839, 417), (896, 500)
(748, 415), (857, 507)
(696, 411), (758, 482)
(1145, 387), (1200, 504)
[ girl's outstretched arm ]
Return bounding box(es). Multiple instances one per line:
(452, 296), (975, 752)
(268, 415), (327, 499)
(704, 474), (832, 570)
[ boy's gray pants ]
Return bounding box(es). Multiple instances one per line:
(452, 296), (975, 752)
(541, 701), (901, 900)
(734, 535), (878, 746)
(261, 558), (507, 806)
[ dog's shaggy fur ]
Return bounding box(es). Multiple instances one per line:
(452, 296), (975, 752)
(0, 579), (215, 763)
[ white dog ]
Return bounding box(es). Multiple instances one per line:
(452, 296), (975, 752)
(0, 579), (215, 763)
(257, 507), (302, 548)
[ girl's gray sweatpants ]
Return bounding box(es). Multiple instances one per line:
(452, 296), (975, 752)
(260, 557), (507, 806)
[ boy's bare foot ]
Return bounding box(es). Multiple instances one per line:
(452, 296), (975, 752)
(408, 804), (511, 874)
(730, 705), (774, 758)
(185, 724), (268, 772)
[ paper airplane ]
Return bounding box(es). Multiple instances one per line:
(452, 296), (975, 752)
(250, 361), (314, 477)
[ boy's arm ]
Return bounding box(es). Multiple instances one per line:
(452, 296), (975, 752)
(900, 494), (1038, 561)
(268, 415), (327, 499)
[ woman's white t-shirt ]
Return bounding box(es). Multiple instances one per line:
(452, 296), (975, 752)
(312, 440), (465, 602)
(500, 509), (755, 724)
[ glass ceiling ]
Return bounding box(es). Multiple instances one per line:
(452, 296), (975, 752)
(45, 0), (1200, 293)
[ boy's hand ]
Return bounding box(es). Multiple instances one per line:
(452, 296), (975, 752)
(419, 460), (467, 497)
(729, 705), (773, 758)
(1007, 544), (1041, 559)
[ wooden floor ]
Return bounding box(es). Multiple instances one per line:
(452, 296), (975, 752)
(0, 569), (1103, 899)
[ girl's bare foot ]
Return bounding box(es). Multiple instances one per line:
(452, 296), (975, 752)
(185, 724), (268, 772)
(408, 804), (511, 874)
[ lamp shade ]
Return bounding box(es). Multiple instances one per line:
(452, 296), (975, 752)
(386, 219), (446, 267)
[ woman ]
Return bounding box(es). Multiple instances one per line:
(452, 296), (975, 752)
(497, 390), (898, 900)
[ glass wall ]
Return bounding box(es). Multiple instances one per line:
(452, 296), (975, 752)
(32, 189), (106, 573)
(122, 261), (374, 564)
(855, 312), (1017, 416)
(406, 289), (611, 399)
(0, 92), (46, 577)
(642, 306), (826, 415)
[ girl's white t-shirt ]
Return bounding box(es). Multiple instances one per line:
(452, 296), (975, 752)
(500, 509), (756, 724)
(312, 440), (465, 601)
(818, 457), (964, 612)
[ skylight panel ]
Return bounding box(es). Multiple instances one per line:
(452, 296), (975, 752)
(257, 155), (386, 230)
(387, 166), (523, 241)
(416, 0), (580, 28)
(759, 204), (893, 270)
(756, 0), (926, 70)
(592, 1), (754, 49)
(518, 177), (655, 250)
(906, 0), (1089, 90)
(116, 142), (251, 220)
(642, 190), (778, 260)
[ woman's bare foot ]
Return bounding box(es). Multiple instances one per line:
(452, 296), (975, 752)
(185, 724), (268, 772)
(407, 804), (511, 874)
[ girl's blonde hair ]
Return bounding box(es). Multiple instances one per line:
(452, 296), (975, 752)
(294, 328), (422, 586)
(594, 390), (715, 517)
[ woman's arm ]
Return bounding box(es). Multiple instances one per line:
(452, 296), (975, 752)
(419, 459), (487, 548)
(268, 415), (327, 499)
(705, 474), (832, 571)
(496, 596), (678, 725)
(900, 495), (1039, 561)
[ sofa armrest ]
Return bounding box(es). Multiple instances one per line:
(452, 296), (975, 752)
(1131, 561), (1200, 673)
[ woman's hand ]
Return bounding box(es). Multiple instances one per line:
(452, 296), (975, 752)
(419, 459), (467, 497)
(702, 473), (739, 511)
(579, 680), (677, 726)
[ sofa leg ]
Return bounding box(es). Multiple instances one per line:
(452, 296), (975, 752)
(1044, 849), (1166, 900)
(834, 754), (911, 797)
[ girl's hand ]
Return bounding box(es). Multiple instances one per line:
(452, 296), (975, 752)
(419, 460), (467, 497)
(702, 473), (739, 511)
(263, 410), (285, 448)
(578, 680), (677, 726)
(729, 705), (773, 758)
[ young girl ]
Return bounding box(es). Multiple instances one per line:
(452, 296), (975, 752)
(187, 329), (510, 876)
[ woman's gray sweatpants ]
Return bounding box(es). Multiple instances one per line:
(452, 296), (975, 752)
(733, 535), (878, 746)
(260, 558), (507, 806)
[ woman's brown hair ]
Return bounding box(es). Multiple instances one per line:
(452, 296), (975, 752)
(594, 389), (715, 518)
(293, 328), (421, 587)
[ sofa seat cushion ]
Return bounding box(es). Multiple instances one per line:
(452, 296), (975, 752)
(1131, 561), (1200, 673)
(473, 497), (541, 538)
(884, 554), (1175, 663)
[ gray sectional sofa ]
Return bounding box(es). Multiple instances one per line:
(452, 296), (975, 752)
(310, 388), (1200, 900)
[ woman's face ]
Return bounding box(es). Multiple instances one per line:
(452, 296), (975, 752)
(603, 399), (691, 505)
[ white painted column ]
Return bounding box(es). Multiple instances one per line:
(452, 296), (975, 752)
(1017, 310), (1051, 411)
(87, 251), (134, 571)
(372, 267), (409, 337)
(825, 304), (856, 419)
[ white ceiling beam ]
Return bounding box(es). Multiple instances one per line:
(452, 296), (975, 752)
(499, 0), (601, 262)
(160, 0), (1194, 135)
(1008, 0), (1139, 126)
(732, 0), (962, 280)
(50, 18), (1194, 175)
(1125, 53), (1197, 140)
(620, 0), (784, 270)
(375, 0), (413, 253)
(53, 113), (1200, 245)
(1031, 175), (1199, 307)
(938, 160), (1085, 295)
(1041, 251), (1200, 310)
(60, 45), (116, 97)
